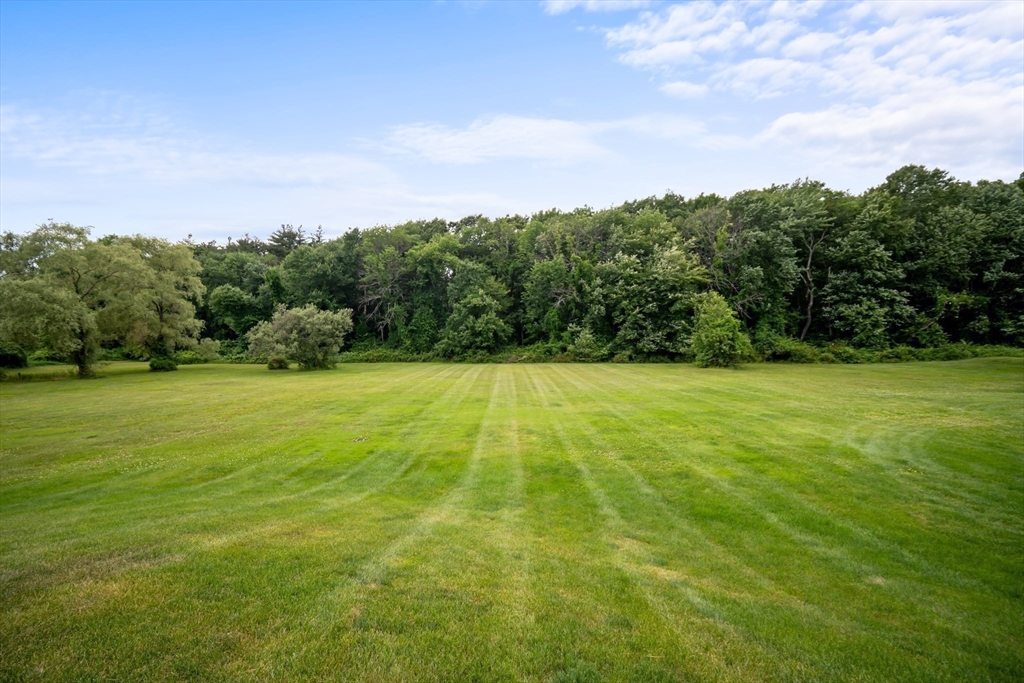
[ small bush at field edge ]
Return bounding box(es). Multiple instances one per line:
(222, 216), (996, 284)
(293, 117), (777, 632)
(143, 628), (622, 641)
(149, 358), (178, 372)
(0, 343), (28, 369)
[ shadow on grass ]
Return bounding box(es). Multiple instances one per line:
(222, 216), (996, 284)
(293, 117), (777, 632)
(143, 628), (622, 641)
(0, 361), (151, 382)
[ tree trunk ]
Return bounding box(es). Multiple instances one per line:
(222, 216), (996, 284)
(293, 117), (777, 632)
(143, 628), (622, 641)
(799, 286), (814, 342)
(798, 242), (817, 342)
(73, 328), (92, 378)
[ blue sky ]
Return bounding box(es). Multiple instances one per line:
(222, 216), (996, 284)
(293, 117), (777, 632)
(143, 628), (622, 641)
(1, 0), (1021, 241)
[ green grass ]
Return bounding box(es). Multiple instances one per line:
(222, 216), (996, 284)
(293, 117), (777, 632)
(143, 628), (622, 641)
(1, 360), (1022, 682)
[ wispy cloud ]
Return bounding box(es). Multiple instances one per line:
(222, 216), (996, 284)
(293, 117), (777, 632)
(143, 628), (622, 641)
(760, 80), (1024, 174)
(388, 115), (607, 164)
(0, 99), (394, 187)
(0, 94), (518, 237)
(660, 81), (709, 99)
(542, 0), (650, 15)
(387, 113), (721, 163)
(594, 0), (1023, 175)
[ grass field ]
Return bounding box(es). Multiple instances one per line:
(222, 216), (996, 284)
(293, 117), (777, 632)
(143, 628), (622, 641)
(1, 360), (1022, 682)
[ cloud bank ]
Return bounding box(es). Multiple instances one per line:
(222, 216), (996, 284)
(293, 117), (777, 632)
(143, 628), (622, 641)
(600, 0), (1023, 176)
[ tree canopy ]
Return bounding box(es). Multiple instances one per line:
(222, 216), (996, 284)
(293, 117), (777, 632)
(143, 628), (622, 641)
(2, 166), (1021, 370)
(246, 305), (354, 369)
(189, 165), (1020, 359)
(0, 224), (206, 375)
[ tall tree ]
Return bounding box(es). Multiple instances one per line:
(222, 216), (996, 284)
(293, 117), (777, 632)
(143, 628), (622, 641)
(359, 245), (406, 342)
(434, 261), (511, 356)
(266, 224), (307, 260)
(590, 247), (707, 356)
(782, 191), (834, 341)
(109, 237), (206, 358)
(0, 224), (191, 376)
(820, 230), (913, 348)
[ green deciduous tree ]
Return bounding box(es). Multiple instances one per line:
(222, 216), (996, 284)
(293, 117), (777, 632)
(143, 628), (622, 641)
(359, 245), (406, 342)
(821, 230), (913, 349)
(691, 291), (752, 368)
(246, 305), (353, 369)
(0, 223), (152, 376)
(280, 239), (358, 311)
(591, 247), (707, 356)
(434, 262), (511, 357)
(208, 284), (263, 336)
(524, 258), (580, 342)
(782, 191), (834, 342)
(0, 224), (208, 376)
(108, 237), (206, 359)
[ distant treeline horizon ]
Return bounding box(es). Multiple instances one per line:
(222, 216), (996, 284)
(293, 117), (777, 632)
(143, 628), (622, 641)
(3, 164), (1022, 369)
(189, 165), (1023, 356)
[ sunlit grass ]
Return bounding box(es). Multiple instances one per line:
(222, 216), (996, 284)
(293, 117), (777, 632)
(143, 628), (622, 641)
(1, 359), (1022, 681)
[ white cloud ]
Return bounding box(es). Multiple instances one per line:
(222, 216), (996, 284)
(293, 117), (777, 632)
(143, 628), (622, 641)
(780, 31), (841, 58)
(608, 113), (709, 141)
(542, 0), (650, 15)
(660, 81), (709, 98)
(0, 101), (394, 187)
(767, 1), (825, 21)
(750, 19), (802, 53)
(761, 78), (1023, 175)
(0, 96), (524, 238)
(389, 115), (607, 164)
(607, 2), (752, 66)
(387, 113), (716, 164)
(714, 57), (827, 97)
(589, 1), (1023, 176)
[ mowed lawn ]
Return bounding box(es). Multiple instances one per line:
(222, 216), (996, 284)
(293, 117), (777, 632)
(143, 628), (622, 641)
(1, 360), (1022, 682)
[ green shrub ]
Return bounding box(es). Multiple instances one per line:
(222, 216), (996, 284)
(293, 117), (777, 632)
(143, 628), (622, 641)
(501, 344), (554, 363)
(0, 343), (28, 369)
(100, 347), (132, 361)
(247, 305), (353, 369)
(691, 291), (752, 368)
(500, 342), (573, 363)
(878, 346), (918, 363)
(929, 343), (977, 361)
(174, 350), (207, 365)
(149, 357), (178, 372)
(100, 346), (154, 362)
(761, 337), (820, 363)
(826, 343), (866, 364)
(27, 349), (67, 365)
(267, 357), (290, 370)
(216, 339), (255, 364)
(195, 338), (221, 362)
(674, 348), (696, 363)
(337, 348), (436, 363)
(634, 353), (672, 363)
(462, 350), (492, 364)
(974, 345), (1024, 358)
(567, 325), (608, 362)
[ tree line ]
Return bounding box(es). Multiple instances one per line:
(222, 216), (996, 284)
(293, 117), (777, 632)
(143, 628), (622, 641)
(2, 165), (1021, 373)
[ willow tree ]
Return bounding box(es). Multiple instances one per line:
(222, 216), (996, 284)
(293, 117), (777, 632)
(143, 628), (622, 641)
(0, 224), (148, 376)
(109, 236), (206, 358)
(0, 224), (206, 376)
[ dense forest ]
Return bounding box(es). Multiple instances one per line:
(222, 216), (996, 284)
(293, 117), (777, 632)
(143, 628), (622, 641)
(2, 165), (1022, 371)
(192, 165), (1024, 356)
